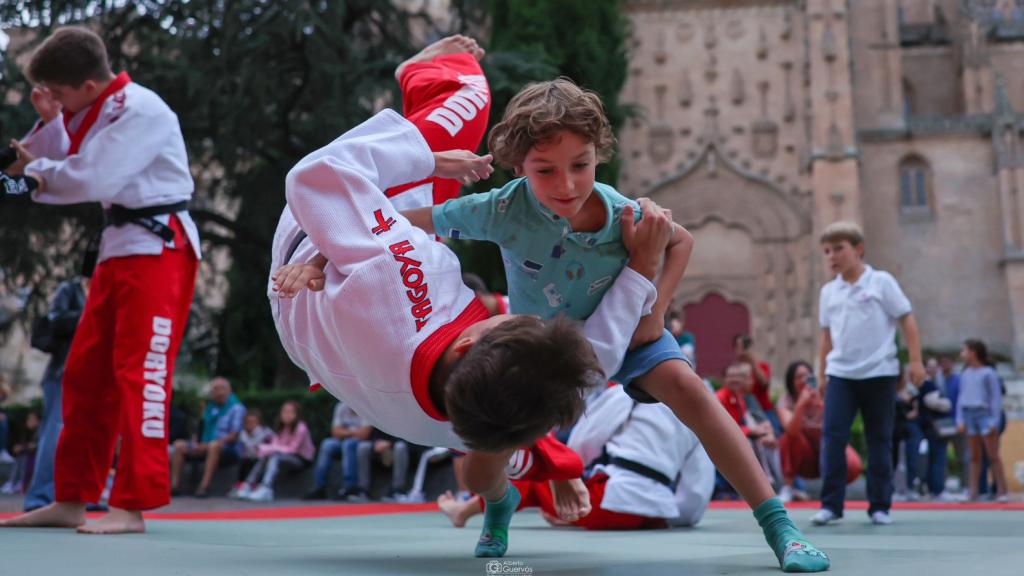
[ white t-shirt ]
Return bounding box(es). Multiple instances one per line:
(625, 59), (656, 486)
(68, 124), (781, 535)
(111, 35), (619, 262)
(819, 265), (912, 379)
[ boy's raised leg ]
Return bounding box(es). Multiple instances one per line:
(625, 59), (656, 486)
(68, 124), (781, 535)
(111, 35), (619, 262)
(395, 34), (484, 80)
(638, 360), (829, 572)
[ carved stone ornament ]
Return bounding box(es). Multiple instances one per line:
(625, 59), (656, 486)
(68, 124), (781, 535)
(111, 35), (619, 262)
(757, 27), (769, 60)
(731, 69), (746, 106)
(679, 72), (693, 108)
(752, 120), (779, 159)
(677, 21), (696, 43)
(648, 124), (675, 165)
(782, 8), (793, 40)
(822, 22), (838, 63)
(655, 28), (668, 65)
(727, 19), (745, 40)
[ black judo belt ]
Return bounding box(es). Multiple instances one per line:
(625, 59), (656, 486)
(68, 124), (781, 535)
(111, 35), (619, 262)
(82, 200), (189, 277)
(284, 230), (308, 264)
(589, 447), (677, 489)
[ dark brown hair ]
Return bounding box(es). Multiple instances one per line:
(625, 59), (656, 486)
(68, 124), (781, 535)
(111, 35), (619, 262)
(964, 339), (992, 367)
(487, 78), (615, 169)
(784, 360), (813, 400)
(275, 400), (302, 433)
(27, 26), (112, 86)
(443, 315), (601, 452)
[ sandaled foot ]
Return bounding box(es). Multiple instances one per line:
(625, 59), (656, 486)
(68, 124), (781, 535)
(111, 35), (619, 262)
(0, 502), (86, 528)
(395, 35), (485, 80)
(550, 478), (590, 522)
(77, 507), (145, 535)
(438, 490), (470, 528)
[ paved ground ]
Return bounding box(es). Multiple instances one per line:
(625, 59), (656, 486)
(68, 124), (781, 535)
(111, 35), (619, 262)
(1, 496), (1023, 576)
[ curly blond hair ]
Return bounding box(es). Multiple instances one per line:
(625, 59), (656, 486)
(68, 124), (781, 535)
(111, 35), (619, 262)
(488, 78), (615, 169)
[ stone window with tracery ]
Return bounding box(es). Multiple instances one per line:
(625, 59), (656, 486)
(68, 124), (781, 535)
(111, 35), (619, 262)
(898, 155), (933, 217)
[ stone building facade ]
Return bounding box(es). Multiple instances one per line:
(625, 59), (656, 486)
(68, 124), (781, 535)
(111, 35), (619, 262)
(618, 0), (1024, 377)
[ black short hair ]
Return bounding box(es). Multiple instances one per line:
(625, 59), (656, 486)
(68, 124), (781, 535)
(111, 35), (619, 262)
(444, 316), (601, 452)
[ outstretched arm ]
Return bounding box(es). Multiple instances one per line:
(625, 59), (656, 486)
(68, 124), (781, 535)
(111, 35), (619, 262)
(630, 221), (694, 348)
(582, 199), (673, 379)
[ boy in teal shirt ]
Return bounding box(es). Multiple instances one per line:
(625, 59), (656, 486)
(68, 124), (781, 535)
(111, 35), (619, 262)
(275, 79), (829, 573)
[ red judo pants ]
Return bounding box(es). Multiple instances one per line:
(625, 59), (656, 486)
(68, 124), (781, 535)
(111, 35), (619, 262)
(386, 52), (490, 205)
(56, 217), (197, 510)
(511, 474), (668, 531)
(779, 427), (863, 484)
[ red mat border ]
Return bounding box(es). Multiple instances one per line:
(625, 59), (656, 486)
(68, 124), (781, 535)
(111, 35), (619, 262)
(1, 500), (1021, 522)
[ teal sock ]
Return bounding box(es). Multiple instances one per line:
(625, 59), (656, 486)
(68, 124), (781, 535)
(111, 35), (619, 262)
(474, 483), (521, 558)
(754, 497), (830, 573)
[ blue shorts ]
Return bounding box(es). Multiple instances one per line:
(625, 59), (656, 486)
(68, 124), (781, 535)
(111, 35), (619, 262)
(960, 407), (998, 436)
(612, 329), (692, 403)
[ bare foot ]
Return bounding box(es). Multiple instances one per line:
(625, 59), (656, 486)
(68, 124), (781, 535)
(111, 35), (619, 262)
(550, 478), (591, 523)
(540, 510), (572, 527)
(0, 502), (86, 528)
(395, 35), (485, 80)
(437, 490), (478, 528)
(77, 507), (145, 535)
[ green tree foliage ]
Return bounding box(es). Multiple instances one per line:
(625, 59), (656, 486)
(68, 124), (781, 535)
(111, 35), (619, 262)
(0, 0), (631, 389)
(447, 0), (631, 291)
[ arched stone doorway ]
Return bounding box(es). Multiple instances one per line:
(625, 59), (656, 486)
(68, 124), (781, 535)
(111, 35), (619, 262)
(646, 145), (816, 381)
(683, 292), (751, 378)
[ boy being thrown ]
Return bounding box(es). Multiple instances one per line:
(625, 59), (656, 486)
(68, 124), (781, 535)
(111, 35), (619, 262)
(276, 79), (830, 573)
(271, 109), (674, 558)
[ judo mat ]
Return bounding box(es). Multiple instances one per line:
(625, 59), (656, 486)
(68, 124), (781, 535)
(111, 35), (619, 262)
(2, 500), (1023, 576)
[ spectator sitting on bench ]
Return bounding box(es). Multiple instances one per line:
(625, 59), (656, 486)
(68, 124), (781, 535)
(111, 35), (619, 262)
(238, 400), (315, 502)
(170, 377), (246, 497)
(304, 401), (371, 500)
(230, 409), (273, 497)
(342, 429), (410, 502)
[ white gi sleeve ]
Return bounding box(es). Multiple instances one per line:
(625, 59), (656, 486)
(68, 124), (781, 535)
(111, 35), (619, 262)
(28, 105), (177, 204)
(20, 117), (70, 161)
(284, 110), (436, 273)
(670, 428), (715, 527)
(582, 267), (657, 379)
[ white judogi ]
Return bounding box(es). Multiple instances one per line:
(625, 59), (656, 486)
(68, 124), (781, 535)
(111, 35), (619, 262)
(271, 110), (656, 451)
(569, 385), (715, 526)
(22, 78), (201, 263)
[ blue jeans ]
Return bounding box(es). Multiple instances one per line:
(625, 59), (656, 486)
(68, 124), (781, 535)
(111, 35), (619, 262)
(923, 430), (948, 496)
(23, 370), (63, 511)
(0, 411), (8, 456)
(313, 437), (360, 489)
(821, 375), (896, 517)
(902, 420), (925, 492)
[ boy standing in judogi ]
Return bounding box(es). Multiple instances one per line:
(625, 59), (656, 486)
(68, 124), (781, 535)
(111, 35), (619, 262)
(1, 27), (199, 534)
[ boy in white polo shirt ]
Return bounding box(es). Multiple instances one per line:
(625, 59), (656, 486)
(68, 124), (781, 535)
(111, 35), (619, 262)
(813, 221), (925, 526)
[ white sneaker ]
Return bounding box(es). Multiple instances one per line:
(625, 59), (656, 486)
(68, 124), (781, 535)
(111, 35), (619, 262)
(811, 509), (839, 526)
(246, 484), (274, 502)
(779, 485), (794, 503)
(937, 491), (966, 503)
(396, 490), (426, 504)
(996, 494), (1010, 504)
(235, 482), (254, 499)
(870, 511), (893, 525)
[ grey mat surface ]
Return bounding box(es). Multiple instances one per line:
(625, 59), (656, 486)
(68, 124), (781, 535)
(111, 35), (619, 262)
(2, 508), (1023, 576)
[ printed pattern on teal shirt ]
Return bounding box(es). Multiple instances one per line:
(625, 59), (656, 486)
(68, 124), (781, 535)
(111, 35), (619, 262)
(431, 177), (639, 320)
